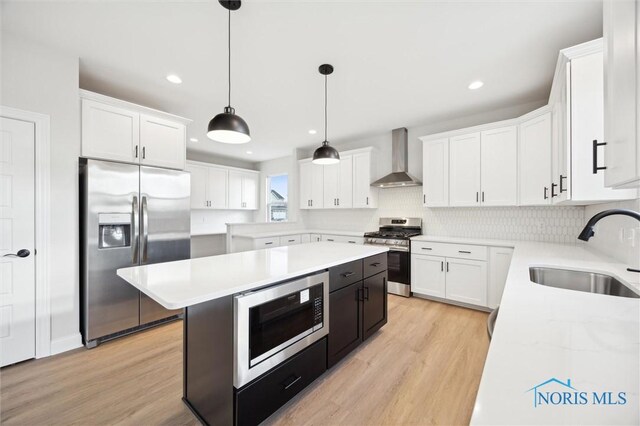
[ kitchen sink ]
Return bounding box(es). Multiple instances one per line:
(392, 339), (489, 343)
(529, 267), (639, 299)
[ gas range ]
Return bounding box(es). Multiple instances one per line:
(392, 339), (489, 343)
(363, 217), (422, 252)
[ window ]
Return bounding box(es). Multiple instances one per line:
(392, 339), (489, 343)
(267, 174), (288, 222)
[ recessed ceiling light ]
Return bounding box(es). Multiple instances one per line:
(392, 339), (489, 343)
(308, 129), (317, 135)
(189, 137), (198, 142)
(468, 81), (484, 90)
(246, 150), (253, 154)
(166, 74), (182, 84)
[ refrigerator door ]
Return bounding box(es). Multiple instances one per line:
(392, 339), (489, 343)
(81, 159), (141, 341)
(139, 165), (191, 323)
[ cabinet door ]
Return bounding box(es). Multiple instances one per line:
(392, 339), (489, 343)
(228, 170), (243, 209)
(410, 254), (446, 298)
(604, 0), (639, 188)
(81, 99), (139, 163)
(552, 88), (570, 204)
(139, 114), (186, 170)
(445, 258), (487, 307)
(310, 162), (324, 209)
(362, 272), (387, 340)
(337, 155), (353, 208)
(208, 166), (228, 209)
(519, 112), (552, 205)
(328, 281), (362, 367)
(299, 161), (312, 209)
(185, 163), (209, 209)
(242, 173), (259, 210)
(481, 127), (517, 206)
(487, 247), (514, 309)
(449, 133), (481, 206)
(352, 152), (377, 208)
(423, 138), (449, 207)
(323, 162), (339, 208)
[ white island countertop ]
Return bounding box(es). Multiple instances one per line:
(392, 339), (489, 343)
(117, 242), (387, 310)
(466, 240), (640, 425)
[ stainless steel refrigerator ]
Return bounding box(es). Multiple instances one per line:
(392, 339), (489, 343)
(80, 158), (190, 348)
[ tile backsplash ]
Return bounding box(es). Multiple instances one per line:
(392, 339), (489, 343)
(302, 186), (586, 244)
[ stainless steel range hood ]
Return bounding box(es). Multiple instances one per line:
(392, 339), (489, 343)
(371, 128), (422, 188)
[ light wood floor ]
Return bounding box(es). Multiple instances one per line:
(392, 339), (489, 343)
(0, 296), (489, 426)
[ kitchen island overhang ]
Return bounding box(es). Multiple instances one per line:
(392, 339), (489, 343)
(117, 242), (389, 425)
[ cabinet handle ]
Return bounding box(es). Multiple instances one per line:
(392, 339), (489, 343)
(337, 198), (340, 206)
(543, 186), (548, 200)
(476, 192), (479, 203)
(265, 242), (273, 245)
(421, 247), (432, 251)
(135, 145), (139, 158)
(348, 240), (356, 244)
(559, 175), (567, 193)
(288, 239), (295, 242)
(327, 239), (334, 242)
(423, 194), (426, 204)
(364, 286), (370, 301)
(357, 287), (365, 301)
(482, 192), (485, 203)
(371, 262), (381, 267)
(142, 146), (146, 159)
(458, 250), (471, 254)
(441, 261), (443, 272)
(282, 375), (302, 390)
(592, 140), (607, 174)
(446, 262), (449, 272)
(551, 182), (558, 198)
(311, 200), (313, 207)
(366, 196), (369, 205)
(341, 271), (354, 278)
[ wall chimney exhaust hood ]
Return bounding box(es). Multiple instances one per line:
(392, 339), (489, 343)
(371, 128), (422, 188)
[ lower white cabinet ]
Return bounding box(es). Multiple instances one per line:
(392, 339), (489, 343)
(444, 258), (487, 306)
(410, 254), (446, 298)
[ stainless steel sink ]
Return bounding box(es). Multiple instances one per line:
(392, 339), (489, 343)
(529, 267), (639, 299)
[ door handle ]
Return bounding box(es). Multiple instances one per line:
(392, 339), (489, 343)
(132, 196), (139, 264)
(282, 375), (302, 390)
(141, 196), (149, 263)
(3, 249), (30, 258)
(592, 140), (607, 174)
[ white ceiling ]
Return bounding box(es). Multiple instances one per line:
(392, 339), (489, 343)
(2, 0), (603, 162)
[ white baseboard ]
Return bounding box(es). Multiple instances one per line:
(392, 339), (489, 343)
(50, 333), (83, 355)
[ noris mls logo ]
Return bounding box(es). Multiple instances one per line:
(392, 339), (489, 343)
(526, 378), (627, 408)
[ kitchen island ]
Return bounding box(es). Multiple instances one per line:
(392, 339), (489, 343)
(117, 242), (389, 425)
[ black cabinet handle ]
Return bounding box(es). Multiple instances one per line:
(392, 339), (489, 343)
(282, 375), (302, 390)
(348, 241), (356, 244)
(341, 271), (354, 278)
(423, 194), (426, 204)
(135, 145), (139, 158)
(559, 175), (567, 193)
(327, 239), (334, 242)
(421, 247), (432, 251)
(440, 261), (443, 272)
(142, 146), (146, 159)
(592, 140), (607, 174)
(288, 239), (295, 242)
(482, 192), (485, 202)
(446, 262), (449, 272)
(265, 242), (273, 245)
(366, 196), (369, 205)
(458, 250), (471, 254)
(357, 287), (365, 301)
(551, 183), (558, 198)
(371, 262), (381, 267)
(476, 192), (479, 203)
(544, 187), (548, 200)
(364, 286), (369, 301)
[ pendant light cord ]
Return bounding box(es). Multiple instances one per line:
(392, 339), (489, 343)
(324, 74), (328, 143)
(228, 9), (231, 108)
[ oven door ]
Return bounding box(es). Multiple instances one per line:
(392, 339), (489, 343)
(234, 271), (329, 388)
(388, 249), (410, 285)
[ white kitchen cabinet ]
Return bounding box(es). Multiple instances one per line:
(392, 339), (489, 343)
(253, 237), (280, 249)
(422, 138), (449, 207)
(352, 150), (378, 208)
(309, 233), (322, 242)
(487, 247), (514, 309)
(139, 114), (186, 170)
(81, 99), (139, 164)
(449, 133), (481, 206)
(480, 126), (518, 206)
(410, 254), (446, 298)
(323, 155), (353, 208)
(299, 160), (324, 209)
(300, 234), (311, 244)
(186, 162), (229, 210)
(80, 91), (190, 169)
(445, 258), (487, 306)
(603, 0), (640, 188)
(519, 111), (552, 205)
(279, 235), (301, 246)
(229, 170), (259, 210)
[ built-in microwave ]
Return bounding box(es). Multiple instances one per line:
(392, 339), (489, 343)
(233, 271), (329, 388)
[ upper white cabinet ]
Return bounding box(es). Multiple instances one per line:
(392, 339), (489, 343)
(229, 170), (259, 210)
(299, 148), (377, 210)
(481, 127), (518, 206)
(449, 133), (481, 206)
(186, 161), (257, 210)
(519, 111), (552, 206)
(603, 0), (640, 188)
(139, 114), (186, 170)
(81, 91), (190, 170)
(423, 138), (449, 207)
(81, 99), (139, 164)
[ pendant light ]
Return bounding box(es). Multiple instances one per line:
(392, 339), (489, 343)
(312, 64), (340, 165)
(207, 0), (251, 144)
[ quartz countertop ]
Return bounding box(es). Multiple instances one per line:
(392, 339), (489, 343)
(117, 242), (387, 310)
(233, 229), (367, 239)
(467, 240), (640, 425)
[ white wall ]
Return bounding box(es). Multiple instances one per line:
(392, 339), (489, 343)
(1, 33), (81, 347)
(584, 198), (640, 267)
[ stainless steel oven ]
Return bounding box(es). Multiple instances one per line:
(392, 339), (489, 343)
(233, 271), (329, 388)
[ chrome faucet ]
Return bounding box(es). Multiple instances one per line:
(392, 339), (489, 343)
(577, 208), (640, 273)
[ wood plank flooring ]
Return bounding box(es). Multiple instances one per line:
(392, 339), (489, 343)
(0, 296), (489, 426)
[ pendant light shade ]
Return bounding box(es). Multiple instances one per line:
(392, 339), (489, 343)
(312, 64), (340, 165)
(207, 0), (251, 144)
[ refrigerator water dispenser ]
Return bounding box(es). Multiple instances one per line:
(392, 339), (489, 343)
(98, 213), (131, 249)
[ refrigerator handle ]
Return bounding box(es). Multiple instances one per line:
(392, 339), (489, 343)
(141, 196), (149, 263)
(132, 196), (139, 264)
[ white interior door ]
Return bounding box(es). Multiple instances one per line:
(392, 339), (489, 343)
(0, 117), (36, 367)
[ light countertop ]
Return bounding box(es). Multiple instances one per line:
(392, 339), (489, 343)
(467, 240), (639, 425)
(117, 242), (387, 310)
(233, 229), (367, 239)
(411, 234), (515, 247)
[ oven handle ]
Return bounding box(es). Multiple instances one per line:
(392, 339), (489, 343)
(283, 375), (302, 390)
(388, 246), (409, 252)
